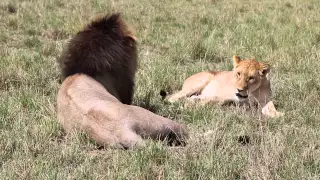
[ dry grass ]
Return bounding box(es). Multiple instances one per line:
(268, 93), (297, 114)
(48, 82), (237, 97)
(1, 0), (320, 179)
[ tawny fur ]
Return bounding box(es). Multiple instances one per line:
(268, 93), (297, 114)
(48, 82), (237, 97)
(57, 13), (187, 149)
(164, 56), (284, 118)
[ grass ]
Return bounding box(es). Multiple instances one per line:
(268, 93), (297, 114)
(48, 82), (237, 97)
(1, 0), (320, 179)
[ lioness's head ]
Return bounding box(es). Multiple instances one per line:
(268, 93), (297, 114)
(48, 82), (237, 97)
(233, 55), (270, 98)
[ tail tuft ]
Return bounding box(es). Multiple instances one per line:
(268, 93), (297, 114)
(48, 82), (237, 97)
(160, 90), (168, 100)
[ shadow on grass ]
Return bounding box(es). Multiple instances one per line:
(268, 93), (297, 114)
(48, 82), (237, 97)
(133, 91), (162, 114)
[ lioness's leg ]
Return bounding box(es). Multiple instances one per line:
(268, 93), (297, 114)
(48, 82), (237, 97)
(167, 90), (194, 102)
(168, 71), (214, 102)
(167, 83), (208, 103)
(185, 95), (220, 107)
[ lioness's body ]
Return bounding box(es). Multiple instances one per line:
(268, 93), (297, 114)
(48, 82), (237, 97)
(57, 14), (187, 149)
(166, 56), (283, 118)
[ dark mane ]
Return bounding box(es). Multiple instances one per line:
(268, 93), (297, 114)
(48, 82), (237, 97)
(57, 13), (137, 104)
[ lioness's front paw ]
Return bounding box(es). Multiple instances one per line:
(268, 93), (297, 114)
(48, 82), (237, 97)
(167, 96), (179, 103)
(266, 111), (285, 118)
(262, 101), (284, 118)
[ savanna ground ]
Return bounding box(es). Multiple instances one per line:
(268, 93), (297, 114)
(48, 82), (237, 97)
(1, 0), (320, 179)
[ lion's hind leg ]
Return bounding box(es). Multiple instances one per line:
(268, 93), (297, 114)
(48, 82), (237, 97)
(118, 129), (145, 149)
(128, 105), (188, 146)
(88, 127), (145, 149)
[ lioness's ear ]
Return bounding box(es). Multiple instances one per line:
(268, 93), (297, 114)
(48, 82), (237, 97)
(259, 63), (270, 77)
(233, 55), (241, 67)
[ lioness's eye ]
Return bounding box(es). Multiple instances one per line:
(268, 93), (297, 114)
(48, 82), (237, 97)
(237, 72), (240, 77)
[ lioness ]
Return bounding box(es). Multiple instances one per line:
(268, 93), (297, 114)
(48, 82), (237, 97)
(162, 56), (283, 118)
(57, 13), (188, 149)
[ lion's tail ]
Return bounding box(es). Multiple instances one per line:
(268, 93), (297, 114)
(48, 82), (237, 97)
(129, 106), (188, 146)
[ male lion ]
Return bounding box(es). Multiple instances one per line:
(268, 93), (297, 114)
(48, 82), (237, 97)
(57, 13), (187, 149)
(162, 56), (283, 118)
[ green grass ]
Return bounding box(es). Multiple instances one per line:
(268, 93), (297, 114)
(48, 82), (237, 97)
(1, 0), (320, 179)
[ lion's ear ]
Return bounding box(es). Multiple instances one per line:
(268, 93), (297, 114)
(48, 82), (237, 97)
(233, 55), (241, 67)
(124, 35), (136, 47)
(259, 63), (270, 77)
(127, 35), (136, 41)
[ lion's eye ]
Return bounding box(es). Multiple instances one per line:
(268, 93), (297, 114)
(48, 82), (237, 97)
(237, 72), (240, 77)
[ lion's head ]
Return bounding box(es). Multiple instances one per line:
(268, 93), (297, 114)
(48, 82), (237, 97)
(232, 55), (270, 98)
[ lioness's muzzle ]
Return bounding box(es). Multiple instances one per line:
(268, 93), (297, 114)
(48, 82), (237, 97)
(235, 93), (248, 99)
